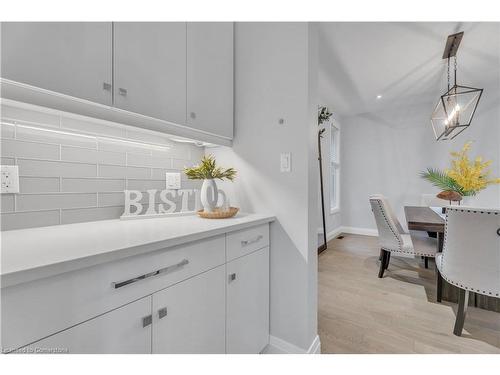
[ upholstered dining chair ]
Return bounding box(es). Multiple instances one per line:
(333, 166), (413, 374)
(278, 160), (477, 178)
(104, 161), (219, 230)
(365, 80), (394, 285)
(436, 207), (500, 336)
(369, 195), (438, 278)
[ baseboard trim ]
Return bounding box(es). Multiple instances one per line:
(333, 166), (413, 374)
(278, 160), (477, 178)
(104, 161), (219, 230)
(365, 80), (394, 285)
(326, 227), (343, 241)
(267, 335), (321, 354)
(323, 226), (378, 242)
(340, 226), (378, 237)
(307, 335), (321, 354)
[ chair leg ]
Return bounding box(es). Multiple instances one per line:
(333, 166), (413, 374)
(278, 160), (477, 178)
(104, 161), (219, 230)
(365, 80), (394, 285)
(436, 268), (443, 303)
(378, 250), (388, 278)
(453, 289), (469, 336)
(424, 257), (429, 269)
(379, 249), (383, 261)
(385, 252), (391, 269)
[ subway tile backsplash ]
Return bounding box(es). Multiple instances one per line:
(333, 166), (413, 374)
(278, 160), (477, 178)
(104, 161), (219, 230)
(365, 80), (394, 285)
(0, 100), (204, 230)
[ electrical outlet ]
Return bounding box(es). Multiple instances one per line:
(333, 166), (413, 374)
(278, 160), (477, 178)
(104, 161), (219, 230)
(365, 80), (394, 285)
(280, 153), (291, 173)
(165, 172), (181, 190)
(1, 165), (20, 193)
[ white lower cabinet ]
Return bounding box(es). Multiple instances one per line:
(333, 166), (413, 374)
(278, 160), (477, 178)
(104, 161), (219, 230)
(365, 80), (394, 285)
(152, 265), (226, 354)
(7, 224), (271, 354)
(226, 247), (270, 354)
(22, 296), (152, 354)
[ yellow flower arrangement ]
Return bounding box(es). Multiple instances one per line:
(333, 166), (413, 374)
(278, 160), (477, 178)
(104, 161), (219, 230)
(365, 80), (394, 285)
(446, 142), (500, 193)
(421, 141), (500, 196)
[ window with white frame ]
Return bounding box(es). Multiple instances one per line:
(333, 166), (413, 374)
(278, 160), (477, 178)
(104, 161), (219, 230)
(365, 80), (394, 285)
(330, 122), (340, 213)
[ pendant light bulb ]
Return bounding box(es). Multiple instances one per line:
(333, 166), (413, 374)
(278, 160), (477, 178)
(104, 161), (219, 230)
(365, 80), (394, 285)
(444, 104), (461, 126)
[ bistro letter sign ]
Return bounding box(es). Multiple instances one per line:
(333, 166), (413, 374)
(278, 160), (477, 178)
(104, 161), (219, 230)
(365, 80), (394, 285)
(123, 189), (198, 217)
(121, 189), (228, 219)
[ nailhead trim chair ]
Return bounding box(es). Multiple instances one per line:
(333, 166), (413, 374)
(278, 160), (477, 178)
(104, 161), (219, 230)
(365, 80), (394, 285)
(369, 195), (438, 278)
(436, 207), (500, 336)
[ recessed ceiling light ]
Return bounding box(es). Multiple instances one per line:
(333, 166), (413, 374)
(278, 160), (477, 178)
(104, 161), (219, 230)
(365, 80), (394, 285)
(376, 95), (382, 99)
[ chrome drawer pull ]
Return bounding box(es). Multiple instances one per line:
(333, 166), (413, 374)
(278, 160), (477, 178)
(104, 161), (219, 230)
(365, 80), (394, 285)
(111, 259), (189, 289)
(241, 235), (263, 246)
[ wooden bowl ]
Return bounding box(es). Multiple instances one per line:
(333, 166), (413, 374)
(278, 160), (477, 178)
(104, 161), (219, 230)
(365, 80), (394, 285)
(197, 207), (239, 219)
(437, 190), (463, 202)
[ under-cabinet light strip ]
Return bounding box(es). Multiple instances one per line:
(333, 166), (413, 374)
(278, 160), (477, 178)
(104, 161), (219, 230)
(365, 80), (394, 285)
(14, 123), (173, 151)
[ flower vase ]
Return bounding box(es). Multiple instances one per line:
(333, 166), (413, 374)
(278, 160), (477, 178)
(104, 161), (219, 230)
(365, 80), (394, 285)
(200, 179), (219, 213)
(460, 195), (477, 207)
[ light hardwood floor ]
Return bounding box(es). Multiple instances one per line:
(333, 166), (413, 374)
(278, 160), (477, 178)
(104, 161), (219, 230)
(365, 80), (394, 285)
(318, 233), (500, 353)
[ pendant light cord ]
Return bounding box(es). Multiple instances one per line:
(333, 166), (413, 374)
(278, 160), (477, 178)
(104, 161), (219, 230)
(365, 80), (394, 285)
(447, 57), (451, 91)
(454, 56), (457, 90)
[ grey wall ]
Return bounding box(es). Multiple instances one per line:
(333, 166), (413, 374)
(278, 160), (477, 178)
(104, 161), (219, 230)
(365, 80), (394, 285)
(211, 22), (319, 351)
(317, 22), (500, 231)
(340, 90), (500, 231)
(0, 100), (203, 230)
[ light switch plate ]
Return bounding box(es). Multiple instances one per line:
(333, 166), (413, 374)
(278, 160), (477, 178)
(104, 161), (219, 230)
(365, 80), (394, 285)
(1, 165), (20, 193)
(280, 153), (291, 173)
(166, 172), (181, 190)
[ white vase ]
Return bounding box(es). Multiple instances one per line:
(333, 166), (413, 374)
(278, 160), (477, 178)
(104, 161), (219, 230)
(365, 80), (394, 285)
(460, 195), (477, 207)
(200, 179), (219, 212)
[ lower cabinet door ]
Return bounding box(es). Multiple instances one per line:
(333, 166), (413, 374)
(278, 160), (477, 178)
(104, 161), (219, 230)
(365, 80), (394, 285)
(19, 296), (152, 354)
(152, 265), (226, 353)
(226, 247), (270, 353)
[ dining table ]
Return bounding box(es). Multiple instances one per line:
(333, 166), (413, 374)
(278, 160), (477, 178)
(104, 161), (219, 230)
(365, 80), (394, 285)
(404, 205), (500, 313)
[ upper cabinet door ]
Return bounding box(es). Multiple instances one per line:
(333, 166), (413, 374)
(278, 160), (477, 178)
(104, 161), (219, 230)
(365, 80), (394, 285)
(113, 22), (187, 125)
(1, 22), (113, 105)
(187, 22), (234, 139)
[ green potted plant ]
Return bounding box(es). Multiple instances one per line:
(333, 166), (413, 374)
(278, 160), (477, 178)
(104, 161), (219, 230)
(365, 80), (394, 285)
(184, 155), (237, 212)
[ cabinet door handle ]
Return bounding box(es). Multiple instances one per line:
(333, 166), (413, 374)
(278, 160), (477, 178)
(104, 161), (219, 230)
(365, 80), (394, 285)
(241, 235), (263, 246)
(158, 307), (168, 319)
(142, 315), (152, 328)
(118, 88), (127, 96)
(111, 259), (189, 289)
(229, 273), (236, 282)
(102, 82), (112, 91)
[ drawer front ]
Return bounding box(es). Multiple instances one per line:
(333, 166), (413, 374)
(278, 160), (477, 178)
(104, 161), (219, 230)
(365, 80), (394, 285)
(1, 235), (225, 351)
(226, 224), (269, 262)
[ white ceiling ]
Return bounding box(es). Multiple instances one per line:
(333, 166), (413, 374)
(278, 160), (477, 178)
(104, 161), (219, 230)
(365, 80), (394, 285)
(318, 22), (500, 118)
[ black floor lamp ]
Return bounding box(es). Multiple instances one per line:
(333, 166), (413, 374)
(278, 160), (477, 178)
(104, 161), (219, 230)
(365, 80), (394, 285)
(318, 106), (332, 254)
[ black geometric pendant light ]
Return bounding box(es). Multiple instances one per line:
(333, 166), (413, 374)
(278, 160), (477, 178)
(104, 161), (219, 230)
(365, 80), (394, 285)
(430, 32), (483, 141)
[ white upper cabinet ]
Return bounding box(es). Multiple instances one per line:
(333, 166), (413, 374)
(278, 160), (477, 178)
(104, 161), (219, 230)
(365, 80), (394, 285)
(187, 22), (234, 139)
(1, 22), (113, 105)
(113, 23), (187, 125)
(1, 22), (234, 142)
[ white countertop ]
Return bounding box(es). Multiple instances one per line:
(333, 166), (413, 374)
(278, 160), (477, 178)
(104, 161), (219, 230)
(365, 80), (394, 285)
(1, 213), (275, 287)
